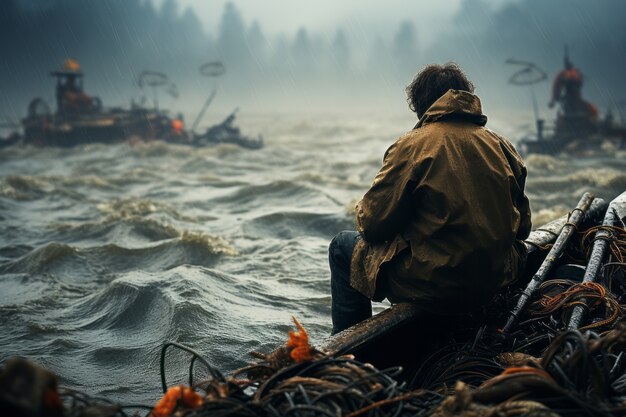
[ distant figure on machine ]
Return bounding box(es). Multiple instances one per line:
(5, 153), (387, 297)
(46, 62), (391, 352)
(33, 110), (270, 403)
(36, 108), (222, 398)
(549, 49), (597, 123)
(51, 59), (95, 116)
(329, 63), (531, 334)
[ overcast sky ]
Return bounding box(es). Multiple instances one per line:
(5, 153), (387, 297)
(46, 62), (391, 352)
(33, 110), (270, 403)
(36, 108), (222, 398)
(9, 0), (623, 116)
(170, 0), (512, 46)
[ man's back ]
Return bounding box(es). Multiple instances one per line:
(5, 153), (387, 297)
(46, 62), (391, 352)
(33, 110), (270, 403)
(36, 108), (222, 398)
(350, 90), (531, 314)
(329, 63), (531, 334)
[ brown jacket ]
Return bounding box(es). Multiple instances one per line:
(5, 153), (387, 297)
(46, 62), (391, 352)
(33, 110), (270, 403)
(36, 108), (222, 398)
(350, 89), (531, 314)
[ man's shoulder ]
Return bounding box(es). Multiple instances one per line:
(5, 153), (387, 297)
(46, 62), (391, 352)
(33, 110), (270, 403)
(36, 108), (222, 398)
(402, 122), (486, 145)
(477, 126), (517, 147)
(480, 127), (525, 165)
(388, 129), (420, 150)
(396, 126), (434, 144)
(395, 124), (517, 152)
(381, 129), (428, 162)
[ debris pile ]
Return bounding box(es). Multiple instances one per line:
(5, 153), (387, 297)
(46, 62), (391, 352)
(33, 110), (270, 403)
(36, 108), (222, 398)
(3, 322), (626, 416)
(428, 325), (626, 417)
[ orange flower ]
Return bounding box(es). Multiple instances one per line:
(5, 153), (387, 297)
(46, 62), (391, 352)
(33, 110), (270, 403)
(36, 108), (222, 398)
(151, 385), (204, 417)
(287, 316), (313, 362)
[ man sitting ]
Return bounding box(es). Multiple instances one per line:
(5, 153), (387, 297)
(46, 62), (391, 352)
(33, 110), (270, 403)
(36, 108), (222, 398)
(329, 63), (531, 334)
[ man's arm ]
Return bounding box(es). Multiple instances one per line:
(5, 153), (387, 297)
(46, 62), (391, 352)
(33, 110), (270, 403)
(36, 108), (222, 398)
(356, 138), (414, 243)
(515, 164), (532, 240)
(498, 138), (532, 239)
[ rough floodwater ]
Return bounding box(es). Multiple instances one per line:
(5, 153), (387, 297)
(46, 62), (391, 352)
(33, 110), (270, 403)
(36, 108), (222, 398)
(1, 114), (626, 405)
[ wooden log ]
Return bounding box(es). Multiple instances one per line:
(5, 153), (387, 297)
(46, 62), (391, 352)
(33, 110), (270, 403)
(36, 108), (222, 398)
(318, 303), (420, 356)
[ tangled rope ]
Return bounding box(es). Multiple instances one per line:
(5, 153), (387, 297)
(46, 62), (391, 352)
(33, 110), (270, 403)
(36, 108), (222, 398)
(157, 354), (444, 417)
(61, 388), (153, 417)
(424, 325), (626, 417)
(523, 279), (624, 332)
(582, 225), (626, 284)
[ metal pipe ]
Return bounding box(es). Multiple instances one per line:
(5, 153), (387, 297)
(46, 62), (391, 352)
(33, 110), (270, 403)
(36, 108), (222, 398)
(567, 209), (617, 330)
(567, 190), (626, 330)
(191, 87), (217, 134)
(502, 192), (595, 333)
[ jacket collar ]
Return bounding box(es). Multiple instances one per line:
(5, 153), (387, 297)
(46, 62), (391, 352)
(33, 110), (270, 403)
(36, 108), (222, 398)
(414, 89), (487, 129)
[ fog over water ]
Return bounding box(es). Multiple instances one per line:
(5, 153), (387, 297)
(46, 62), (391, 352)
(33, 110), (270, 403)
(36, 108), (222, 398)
(1, 0), (626, 406)
(2, 0), (626, 118)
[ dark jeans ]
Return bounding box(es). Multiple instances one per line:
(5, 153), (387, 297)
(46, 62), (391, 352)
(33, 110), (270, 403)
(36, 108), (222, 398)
(329, 230), (372, 334)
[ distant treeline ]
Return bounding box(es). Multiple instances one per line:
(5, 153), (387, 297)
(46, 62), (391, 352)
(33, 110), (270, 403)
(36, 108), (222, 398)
(0, 0), (422, 115)
(1, 0), (625, 115)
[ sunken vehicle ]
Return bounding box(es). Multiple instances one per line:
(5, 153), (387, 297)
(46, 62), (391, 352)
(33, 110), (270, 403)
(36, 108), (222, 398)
(22, 60), (178, 147)
(511, 52), (626, 156)
(17, 60), (263, 149)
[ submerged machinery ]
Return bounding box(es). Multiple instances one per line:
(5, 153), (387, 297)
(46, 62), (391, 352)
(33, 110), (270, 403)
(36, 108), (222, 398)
(3, 60), (263, 150)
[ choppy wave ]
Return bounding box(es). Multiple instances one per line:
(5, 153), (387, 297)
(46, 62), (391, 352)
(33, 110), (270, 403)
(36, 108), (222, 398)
(1, 237), (235, 276)
(97, 198), (196, 222)
(0, 242), (77, 274)
(0, 175), (51, 200)
(55, 175), (113, 189)
(567, 168), (626, 189)
(48, 217), (181, 244)
(243, 211), (353, 240)
(1, 114), (625, 404)
(525, 154), (568, 171)
(294, 172), (367, 190)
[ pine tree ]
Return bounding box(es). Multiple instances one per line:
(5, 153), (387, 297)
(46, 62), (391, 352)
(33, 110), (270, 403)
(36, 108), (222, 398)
(393, 20), (419, 77)
(292, 27), (315, 72)
(332, 29), (350, 71)
(217, 2), (248, 72)
(247, 20), (267, 69)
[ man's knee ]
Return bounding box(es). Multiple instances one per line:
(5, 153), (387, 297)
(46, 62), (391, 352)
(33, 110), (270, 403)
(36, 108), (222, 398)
(330, 230), (355, 247)
(329, 230), (358, 266)
(331, 230), (359, 250)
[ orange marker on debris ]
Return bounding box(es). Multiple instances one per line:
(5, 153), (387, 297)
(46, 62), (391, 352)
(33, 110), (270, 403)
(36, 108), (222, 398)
(287, 316), (313, 362)
(151, 385), (204, 417)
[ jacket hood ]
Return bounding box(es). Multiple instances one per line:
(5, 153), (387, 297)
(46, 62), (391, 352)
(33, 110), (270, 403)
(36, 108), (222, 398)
(415, 89), (487, 128)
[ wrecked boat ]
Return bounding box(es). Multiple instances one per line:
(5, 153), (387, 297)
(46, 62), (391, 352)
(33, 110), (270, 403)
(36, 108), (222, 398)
(19, 61), (179, 147)
(519, 107), (626, 156)
(508, 53), (626, 156)
(10, 60), (263, 150)
(178, 108), (263, 150)
(182, 61), (263, 150)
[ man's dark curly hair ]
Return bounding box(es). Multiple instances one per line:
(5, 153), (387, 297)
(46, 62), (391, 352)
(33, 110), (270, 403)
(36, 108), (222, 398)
(406, 62), (475, 118)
